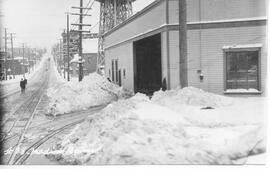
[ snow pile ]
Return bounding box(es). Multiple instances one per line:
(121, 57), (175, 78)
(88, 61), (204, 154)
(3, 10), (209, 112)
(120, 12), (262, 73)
(46, 89), (266, 164)
(151, 87), (266, 127)
(152, 86), (233, 107)
(47, 73), (132, 115)
(70, 54), (85, 63)
(50, 56), (66, 85)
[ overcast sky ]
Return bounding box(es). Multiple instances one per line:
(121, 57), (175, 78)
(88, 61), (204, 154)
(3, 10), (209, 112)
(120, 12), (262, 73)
(1, 0), (155, 51)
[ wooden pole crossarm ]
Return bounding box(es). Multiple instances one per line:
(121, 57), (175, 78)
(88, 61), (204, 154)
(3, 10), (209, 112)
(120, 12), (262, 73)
(71, 23), (92, 26)
(71, 6), (92, 10)
(70, 13), (91, 16)
(72, 30), (90, 33)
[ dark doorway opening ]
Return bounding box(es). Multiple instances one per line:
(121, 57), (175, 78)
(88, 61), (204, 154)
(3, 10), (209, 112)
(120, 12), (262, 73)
(118, 69), (122, 86)
(134, 33), (162, 95)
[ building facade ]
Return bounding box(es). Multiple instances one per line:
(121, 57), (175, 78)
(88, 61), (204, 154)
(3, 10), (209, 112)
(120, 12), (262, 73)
(103, 0), (267, 95)
(0, 51), (5, 79)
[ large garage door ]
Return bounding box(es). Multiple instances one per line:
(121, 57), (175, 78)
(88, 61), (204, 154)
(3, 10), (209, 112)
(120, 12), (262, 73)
(133, 33), (162, 95)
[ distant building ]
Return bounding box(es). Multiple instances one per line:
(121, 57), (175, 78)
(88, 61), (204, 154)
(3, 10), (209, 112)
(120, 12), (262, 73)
(61, 30), (80, 74)
(103, 0), (267, 95)
(62, 30), (79, 56)
(83, 53), (97, 75)
(69, 53), (97, 77)
(12, 57), (29, 75)
(0, 51), (5, 79)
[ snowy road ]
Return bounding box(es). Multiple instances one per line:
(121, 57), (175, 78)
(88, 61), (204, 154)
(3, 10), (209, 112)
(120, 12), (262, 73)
(1, 54), (266, 165)
(0, 56), (106, 165)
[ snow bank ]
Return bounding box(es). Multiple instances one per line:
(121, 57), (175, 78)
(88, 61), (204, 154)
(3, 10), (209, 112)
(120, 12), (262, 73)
(50, 56), (66, 85)
(151, 87), (266, 127)
(46, 88), (266, 164)
(152, 86), (233, 107)
(47, 73), (132, 115)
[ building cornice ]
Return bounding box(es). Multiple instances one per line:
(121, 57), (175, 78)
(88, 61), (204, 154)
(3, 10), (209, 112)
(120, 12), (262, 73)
(104, 17), (267, 50)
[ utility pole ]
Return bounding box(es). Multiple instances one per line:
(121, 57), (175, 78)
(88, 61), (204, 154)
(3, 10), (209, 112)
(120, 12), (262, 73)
(58, 40), (62, 76)
(4, 28), (7, 80)
(60, 38), (65, 79)
(71, 0), (92, 82)
(78, 0), (83, 82)
(22, 43), (25, 78)
(10, 33), (15, 79)
(28, 48), (31, 74)
(30, 48), (34, 71)
(179, 0), (188, 88)
(34, 48), (36, 70)
(67, 13), (70, 81)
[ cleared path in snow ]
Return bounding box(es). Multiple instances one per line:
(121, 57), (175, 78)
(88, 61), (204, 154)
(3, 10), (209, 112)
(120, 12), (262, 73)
(1, 54), (107, 165)
(1, 58), (51, 164)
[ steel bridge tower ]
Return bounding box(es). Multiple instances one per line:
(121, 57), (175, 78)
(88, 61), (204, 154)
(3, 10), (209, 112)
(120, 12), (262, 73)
(96, 0), (135, 74)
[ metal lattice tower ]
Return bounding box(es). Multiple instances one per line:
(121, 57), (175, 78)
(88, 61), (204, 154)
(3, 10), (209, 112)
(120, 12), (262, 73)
(96, 0), (135, 74)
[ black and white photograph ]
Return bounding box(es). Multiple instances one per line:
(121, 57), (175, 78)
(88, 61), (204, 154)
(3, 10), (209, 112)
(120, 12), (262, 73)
(0, 0), (268, 166)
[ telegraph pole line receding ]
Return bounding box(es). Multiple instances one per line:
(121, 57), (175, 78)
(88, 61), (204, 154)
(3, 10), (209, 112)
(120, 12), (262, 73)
(4, 28), (7, 80)
(71, 0), (92, 82)
(22, 43), (25, 78)
(10, 33), (15, 79)
(78, 0), (83, 82)
(60, 38), (65, 79)
(67, 13), (70, 81)
(28, 48), (31, 74)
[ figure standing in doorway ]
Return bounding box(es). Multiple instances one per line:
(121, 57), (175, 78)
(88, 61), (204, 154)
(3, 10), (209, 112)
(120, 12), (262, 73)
(162, 78), (167, 91)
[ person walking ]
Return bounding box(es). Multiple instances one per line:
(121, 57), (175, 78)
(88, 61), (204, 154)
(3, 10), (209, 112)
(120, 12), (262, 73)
(24, 78), (28, 92)
(20, 78), (25, 93)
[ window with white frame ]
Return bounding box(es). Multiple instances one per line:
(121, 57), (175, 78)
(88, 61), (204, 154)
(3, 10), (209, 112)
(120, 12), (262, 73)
(225, 48), (260, 91)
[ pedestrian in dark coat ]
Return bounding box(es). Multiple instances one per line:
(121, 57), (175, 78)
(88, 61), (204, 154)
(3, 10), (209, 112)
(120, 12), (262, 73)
(20, 78), (26, 93)
(24, 78), (27, 85)
(24, 78), (28, 91)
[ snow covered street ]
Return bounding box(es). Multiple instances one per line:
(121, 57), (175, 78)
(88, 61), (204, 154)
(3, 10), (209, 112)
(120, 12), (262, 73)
(0, 54), (267, 165)
(1, 0), (268, 166)
(0, 54), (110, 164)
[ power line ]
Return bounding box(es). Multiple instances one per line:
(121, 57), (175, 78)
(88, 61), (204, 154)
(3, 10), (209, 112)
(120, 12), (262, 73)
(71, 0), (95, 30)
(71, 0), (94, 30)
